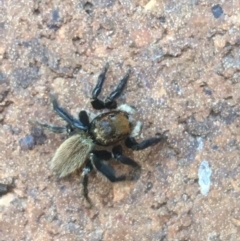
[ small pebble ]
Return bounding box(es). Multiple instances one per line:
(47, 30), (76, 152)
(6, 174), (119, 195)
(211, 4), (223, 18)
(198, 160), (212, 196)
(0, 113), (4, 123)
(30, 126), (46, 145)
(19, 135), (35, 150)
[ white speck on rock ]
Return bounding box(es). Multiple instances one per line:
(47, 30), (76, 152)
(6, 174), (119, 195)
(196, 137), (204, 151)
(198, 160), (212, 196)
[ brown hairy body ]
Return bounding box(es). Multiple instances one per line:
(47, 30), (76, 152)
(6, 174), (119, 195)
(51, 133), (94, 178)
(89, 111), (131, 146)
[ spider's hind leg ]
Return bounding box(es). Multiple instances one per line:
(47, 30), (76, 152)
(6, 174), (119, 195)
(112, 145), (140, 168)
(112, 145), (141, 181)
(93, 147), (141, 181)
(28, 120), (68, 134)
(90, 153), (126, 182)
(81, 160), (94, 208)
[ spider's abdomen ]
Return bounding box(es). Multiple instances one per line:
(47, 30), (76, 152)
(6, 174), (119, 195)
(89, 111), (131, 146)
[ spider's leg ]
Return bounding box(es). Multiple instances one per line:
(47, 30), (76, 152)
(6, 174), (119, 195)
(92, 150), (112, 160)
(50, 95), (87, 131)
(29, 120), (68, 134)
(92, 148), (139, 167)
(104, 69), (130, 109)
(0, 183), (13, 197)
(93, 148), (140, 181)
(112, 145), (140, 168)
(81, 160), (93, 207)
(125, 132), (167, 151)
(90, 153), (126, 182)
(91, 63), (109, 110)
(112, 145), (141, 181)
(79, 111), (90, 129)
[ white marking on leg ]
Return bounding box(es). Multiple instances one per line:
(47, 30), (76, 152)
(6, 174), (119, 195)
(130, 121), (143, 137)
(117, 104), (136, 115)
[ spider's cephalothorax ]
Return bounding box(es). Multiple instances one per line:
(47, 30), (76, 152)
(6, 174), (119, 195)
(30, 63), (167, 206)
(89, 111), (131, 146)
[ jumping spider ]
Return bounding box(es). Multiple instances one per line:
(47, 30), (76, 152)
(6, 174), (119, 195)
(31, 63), (167, 206)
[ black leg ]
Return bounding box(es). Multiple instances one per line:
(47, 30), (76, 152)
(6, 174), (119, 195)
(112, 145), (140, 168)
(0, 183), (12, 197)
(91, 63), (109, 110)
(79, 111), (90, 129)
(91, 99), (105, 110)
(125, 133), (167, 151)
(91, 64), (130, 110)
(92, 150), (112, 160)
(92, 148), (139, 167)
(91, 148), (141, 183)
(90, 153), (126, 182)
(104, 69), (130, 109)
(92, 63), (109, 99)
(50, 94), (87, 131)
(28, 120), (68, 134)
(81, 160), (93, 207)
(92, 147), (140, 168)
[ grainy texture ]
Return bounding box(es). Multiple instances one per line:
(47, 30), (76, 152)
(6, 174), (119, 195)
(1, 0), (240, 240)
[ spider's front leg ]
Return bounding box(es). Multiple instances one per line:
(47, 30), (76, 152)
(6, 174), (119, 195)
(104, 69), (130, 109)
(91, 63), (109, 110)
(91, 63), (130, 110)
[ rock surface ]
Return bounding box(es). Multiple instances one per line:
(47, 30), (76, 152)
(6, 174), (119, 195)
(1, 0), (240, 240)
